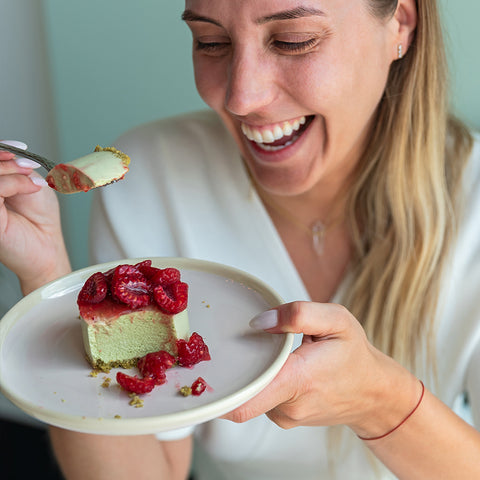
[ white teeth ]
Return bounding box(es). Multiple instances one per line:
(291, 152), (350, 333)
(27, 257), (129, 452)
(241, 116), (307, 145)
(258, 139), (295, 152)
(252, 129), (263, 143)
(262, 130), (275, 143)
(273, 125), (283, 140)
(282, 122), (293, 137)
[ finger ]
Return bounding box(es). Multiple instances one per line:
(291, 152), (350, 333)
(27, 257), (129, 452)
(222, 354), (303, 423)
(0, 151), (15, 161)
(250, 301), (353, 337)
(0, 158), (40, 175)
(0, 140), (40, 169)
(0, 173), (44, 198)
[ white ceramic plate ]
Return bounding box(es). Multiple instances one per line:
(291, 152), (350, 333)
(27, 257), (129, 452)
(0, 257), (293, 435)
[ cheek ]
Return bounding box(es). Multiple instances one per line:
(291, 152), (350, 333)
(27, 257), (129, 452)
(296, 49), (388, 122)
(193, 58), (227, 111)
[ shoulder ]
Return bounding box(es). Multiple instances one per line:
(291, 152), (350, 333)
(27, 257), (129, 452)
(455, 131), (480, 237)
(110, 109), (242, 197)
(113, 110), (236, 164)
(461, 131), (480, 194)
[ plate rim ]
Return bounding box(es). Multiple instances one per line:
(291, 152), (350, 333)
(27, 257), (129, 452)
(0, 257), (294, 435)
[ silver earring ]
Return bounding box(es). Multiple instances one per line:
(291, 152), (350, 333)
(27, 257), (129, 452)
(398, 44), (403, 59)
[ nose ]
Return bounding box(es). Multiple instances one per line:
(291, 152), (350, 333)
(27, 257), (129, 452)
(225, 47), (276, 116)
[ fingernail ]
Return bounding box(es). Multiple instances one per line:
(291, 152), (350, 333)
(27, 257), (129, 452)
(2, 140), (27, 150)
(249, 310), (278, 330)
(15, 158), (41, 169)
(30, 175), (48, 187)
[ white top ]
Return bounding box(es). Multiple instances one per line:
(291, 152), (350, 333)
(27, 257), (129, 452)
(90, 110), (480, 479)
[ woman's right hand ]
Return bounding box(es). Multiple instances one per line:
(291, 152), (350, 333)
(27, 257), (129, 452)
(0, 141), (71, 294)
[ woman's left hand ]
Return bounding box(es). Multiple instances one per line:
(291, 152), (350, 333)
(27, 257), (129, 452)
(222, 301), (418, 438)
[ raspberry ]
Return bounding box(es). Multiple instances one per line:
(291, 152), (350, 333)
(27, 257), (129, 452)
(134, 260), (152, 270)
(152, 350), (176, 370)
(191, 377), (207, 396)
(152, 268), (181, 286)
(180, 377), (208, 397)
(116, 372), (156, 394)
(77, 272), (108, 305)
(137, 351), (175, 385)
(137, 264), (181, 288)
(176, 332), (211, 368)
(111, 264), (151, 308)
(137, 357), (166, 385)
(153, 281), (188, 314)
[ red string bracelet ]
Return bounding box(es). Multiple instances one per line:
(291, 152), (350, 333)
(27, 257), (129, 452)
(358, 380), (425, 441)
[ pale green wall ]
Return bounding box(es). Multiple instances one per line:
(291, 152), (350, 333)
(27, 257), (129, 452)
(441, 0), (480, 130)
(41, 0), (480, 271)
(42, 0), (206, 269)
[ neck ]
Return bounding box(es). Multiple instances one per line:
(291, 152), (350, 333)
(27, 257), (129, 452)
(256, 178), (349, 228)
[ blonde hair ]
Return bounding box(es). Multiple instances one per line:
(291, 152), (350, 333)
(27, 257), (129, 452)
(343, 0), (473, 371)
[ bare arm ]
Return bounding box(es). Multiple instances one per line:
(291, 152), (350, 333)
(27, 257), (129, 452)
(224, 302), (480, 479)
(49, 427), (193, 480)
(362, 388), (480, 479)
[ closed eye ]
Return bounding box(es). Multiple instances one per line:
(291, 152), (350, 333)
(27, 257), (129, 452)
(273, 37), (319, 54)
(195, 40), (231, 55)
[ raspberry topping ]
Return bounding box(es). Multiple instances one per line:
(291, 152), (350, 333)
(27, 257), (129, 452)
(77, 272), (108, 305)
(80, 262), (188, 313)
(176, 332), (211, 368)
(153, 281), (188, 314)
(191, 377), (208, 396)
(136, 262), (181, 287)
(111, 265), (151, 308)
(115, 334), (211, 397)
(116, 372), (156, 394)
(152, 267), (181, 286)
(137, 351), (175, 385)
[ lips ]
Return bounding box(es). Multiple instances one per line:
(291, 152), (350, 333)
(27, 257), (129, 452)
(241, 115), (314, 152)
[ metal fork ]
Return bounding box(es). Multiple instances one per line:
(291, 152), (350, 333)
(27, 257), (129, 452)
(0, 142), (56, 172)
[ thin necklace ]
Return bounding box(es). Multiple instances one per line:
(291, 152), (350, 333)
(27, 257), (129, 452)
(255, 188), (345, 257)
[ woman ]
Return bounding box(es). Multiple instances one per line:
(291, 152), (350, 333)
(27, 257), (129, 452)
(1, 0), (480, 478)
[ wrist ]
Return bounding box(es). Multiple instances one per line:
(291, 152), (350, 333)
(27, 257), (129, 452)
(349, 353), (420, 440)
(357, 380), (425, 441)
(19, 249), (71, 295)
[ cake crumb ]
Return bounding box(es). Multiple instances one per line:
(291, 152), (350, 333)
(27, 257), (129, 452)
(89, 369), (100, 377)
(114, 415), (122, 419)
(179, 386), (192, 397)
(101, 377), (111, 388)
(129, 393), (144, 408)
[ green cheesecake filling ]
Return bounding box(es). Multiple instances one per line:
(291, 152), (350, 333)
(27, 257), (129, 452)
(46, 146), (130, 194)
(82, 309), (189, 370)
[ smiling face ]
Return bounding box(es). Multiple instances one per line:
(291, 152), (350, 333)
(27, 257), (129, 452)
(183, 0), (401, 198)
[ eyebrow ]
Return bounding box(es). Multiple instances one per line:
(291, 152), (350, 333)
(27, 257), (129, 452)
(181, 10), (222, 27)
(181, 6), (325, 26)
(256, 6), (326, 24)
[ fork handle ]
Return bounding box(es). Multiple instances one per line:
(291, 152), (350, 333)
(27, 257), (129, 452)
(0, 142), (56, 171)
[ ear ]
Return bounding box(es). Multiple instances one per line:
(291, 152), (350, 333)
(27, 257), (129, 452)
(392, 0), (417, 59)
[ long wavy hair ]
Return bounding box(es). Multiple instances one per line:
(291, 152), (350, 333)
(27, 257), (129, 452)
(343, 0), (473, 372)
